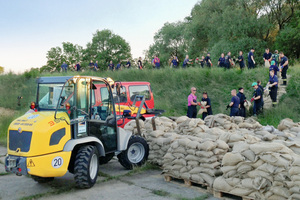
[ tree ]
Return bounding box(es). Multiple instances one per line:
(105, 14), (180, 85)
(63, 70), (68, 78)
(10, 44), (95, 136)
(0, 66), (4, 74)
(147, 22), (188, 66)
(85, 29), (131, 70)
(46, 47), (63, 72)
(62, 42), (83, 64)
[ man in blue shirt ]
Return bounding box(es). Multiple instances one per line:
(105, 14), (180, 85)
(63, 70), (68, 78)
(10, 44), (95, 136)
(237, 87), (247, 117)
(182, 55), (191, 68)
(224, 52), (232, 70)
(251, 82), (262, 116)
(89, 60), (94, 70)
(269, 60), (279, 76)
(238, 51), (245, 70)
(263, 48), (272, 68)
(218, 53), (225, 68)
(205, 53), (212, 67)
(94, 61), (99, 71)
(126, 59), (131, 68)
(108, 60), (114, 71)
(201, 91), (213, 120)
(229, 89), (240, 117)
(61, 62), (68, 72)
(248, 48), (255, 69)
(172, 56), (179, 68)
(268, 70), (278, 107)
(279, 52), (289, 86)
(116, 61), (121, 70)
(75, 62), (81, 72)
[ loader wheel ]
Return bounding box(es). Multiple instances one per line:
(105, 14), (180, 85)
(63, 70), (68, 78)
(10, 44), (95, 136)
(74, 145), (99, 189)
(118, 135), (149, 170)
(31, 175), (54, 183)
(99, 153), (114, 165)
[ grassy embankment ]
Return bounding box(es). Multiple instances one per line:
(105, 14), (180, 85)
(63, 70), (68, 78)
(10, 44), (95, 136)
(0, 65), (299, 145)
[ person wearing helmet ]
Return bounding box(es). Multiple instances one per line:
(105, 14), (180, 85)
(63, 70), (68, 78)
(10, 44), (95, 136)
(251, 82), (262, 117)
(269, 60), (279, 76)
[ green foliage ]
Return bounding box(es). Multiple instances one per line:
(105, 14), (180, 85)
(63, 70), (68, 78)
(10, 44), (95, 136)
(46, 46), (63, 72)
(0, 66), (4, 74)
(85, 29), (132, 70)
(274, 9), (300, 60)
(23, 68), (40, 79)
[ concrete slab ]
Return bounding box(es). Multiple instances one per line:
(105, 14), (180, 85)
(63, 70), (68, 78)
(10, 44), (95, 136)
(0, 174), (55, 200)
(40, 179), (172, 200)
(98, 157), (130, 177)
(120, 170), (217, 200)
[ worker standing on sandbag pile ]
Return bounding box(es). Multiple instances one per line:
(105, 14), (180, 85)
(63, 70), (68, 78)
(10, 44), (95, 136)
(187, 87), (200, 118)
(251, 82), (262, 117)
(228, 89), (240, 117)
(237, 87), (247, 117)
(268, 70), (278, 107)
(201, 91), (213, 120)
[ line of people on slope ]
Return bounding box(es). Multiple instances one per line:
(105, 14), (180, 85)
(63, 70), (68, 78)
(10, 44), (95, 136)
(186, 51), (289, 119)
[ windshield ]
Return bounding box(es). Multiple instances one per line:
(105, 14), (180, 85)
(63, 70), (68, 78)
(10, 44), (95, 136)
(38, 83), (74, 110)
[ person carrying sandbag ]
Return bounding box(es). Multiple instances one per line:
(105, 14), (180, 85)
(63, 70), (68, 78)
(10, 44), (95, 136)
(199, 91), (213, 120)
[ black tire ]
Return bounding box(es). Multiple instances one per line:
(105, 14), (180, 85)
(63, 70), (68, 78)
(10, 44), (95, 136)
(117, 135), (149, 170)
(31, 175), (54, 183)
(74, 145), (99, 189)
(99, 153), (115, 165)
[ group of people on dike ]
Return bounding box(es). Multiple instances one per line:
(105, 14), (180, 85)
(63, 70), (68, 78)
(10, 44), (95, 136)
(187, 50), (289, 119)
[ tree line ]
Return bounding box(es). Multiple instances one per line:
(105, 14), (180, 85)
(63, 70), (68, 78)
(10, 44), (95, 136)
(41, 0), (299, 72)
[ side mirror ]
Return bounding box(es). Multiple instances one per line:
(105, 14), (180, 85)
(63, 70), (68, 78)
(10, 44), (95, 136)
(106, 115), (116, 127)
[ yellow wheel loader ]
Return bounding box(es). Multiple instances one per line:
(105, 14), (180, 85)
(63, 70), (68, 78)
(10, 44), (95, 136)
(5, 76), (149, 188)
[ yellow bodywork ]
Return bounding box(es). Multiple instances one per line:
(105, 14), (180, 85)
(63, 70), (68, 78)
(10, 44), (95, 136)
(115, 105), (146, 115)
(7, 111), (72, 177)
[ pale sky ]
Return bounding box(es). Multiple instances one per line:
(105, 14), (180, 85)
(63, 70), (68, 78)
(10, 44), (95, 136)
(0, 0), (199, 73)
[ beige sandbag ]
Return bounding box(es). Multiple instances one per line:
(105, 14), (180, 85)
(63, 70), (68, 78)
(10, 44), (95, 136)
(250, 142), (285, 154)
(216, 140), (229, 150)
(185, 154), (199, 161)
(229, 134), (245, 143)
(221, 166), (237, 174)
(191, 174), (205, 183)
(172, 146), (186, 154)
(195, 150), (214, 157)
(247, 170), (273, 182)
(198, 101), (207, 115)
(229, 188), (252, 197)
(270, 186), (291, 198)
(181, 172), (191, 180)
(241, 149), (256, 162)
(186, 149), (196, 155)
(222, 152), (244, 166)
(289, 166), (300, 176)
(232, 141), (250, 152)
(238, 122), (253, 129)
(197, 140), (217, 151)
(289, 193), (300, 200)
(291, 175), (300, 182)
(259, 154), (291, 168)
(187, 160), (199, 167)
(278, 118), (297, 131)
(176, 116), (189, 124)
(172, 158), (187, 166)
(213, 177), (233, 192)
(213, 148), (227, 155)
(237, 164), (253, 174)
(180, 167), (188, 173)
(187, 140), (199, 149)
(200, 161), (220, 169)
(149, 130), (165, 138)
(199, 173), (214, 187)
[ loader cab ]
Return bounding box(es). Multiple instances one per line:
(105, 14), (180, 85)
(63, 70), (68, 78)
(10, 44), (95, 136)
(54, 76), (118, 153)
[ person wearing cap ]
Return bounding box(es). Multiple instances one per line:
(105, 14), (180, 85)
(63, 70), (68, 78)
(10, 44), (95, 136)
(263, 48), (272, 68)
(187, 87), (199, 118)
(268, 70), (278, 107)
(248, 48), (255, 69)
(201, 92), (213, 120)
(269, 60), (279, 76)
(251, 82), (262, 116)
(205, 53), (212, 68)
(228, 90), (240, 117)
(279, 52), (289, 86)
(237, 88), (247, 117)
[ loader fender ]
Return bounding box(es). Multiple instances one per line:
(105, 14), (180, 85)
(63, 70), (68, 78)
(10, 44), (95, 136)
(117, 127), (132, 151)
(63, 137), (105, 156)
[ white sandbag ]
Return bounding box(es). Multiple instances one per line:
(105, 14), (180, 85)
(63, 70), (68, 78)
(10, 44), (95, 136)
(222, 152), (245, 166)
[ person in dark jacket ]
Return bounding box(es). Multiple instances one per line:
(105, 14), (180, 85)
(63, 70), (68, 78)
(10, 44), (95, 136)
(251, 82), (263, 116)
(228, 90), (240, 117)
(268, 70), (278, 107)
(237, 87), (247, 117)
(201, 91), (213, 120)
(257, 80), (264, 111)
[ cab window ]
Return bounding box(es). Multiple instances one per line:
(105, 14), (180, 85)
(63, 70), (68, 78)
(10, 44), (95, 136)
(129, 85), (150, 101)
(113, 87), (127, 103)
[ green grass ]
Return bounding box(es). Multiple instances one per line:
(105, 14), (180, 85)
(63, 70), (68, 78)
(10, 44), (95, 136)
(0, 64), (299, 145)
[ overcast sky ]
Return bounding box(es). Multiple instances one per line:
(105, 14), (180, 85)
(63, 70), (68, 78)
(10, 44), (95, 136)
(0, 0), (199, 73)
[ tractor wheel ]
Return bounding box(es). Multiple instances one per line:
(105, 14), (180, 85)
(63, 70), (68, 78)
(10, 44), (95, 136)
(31, 175), (54, 183)
(117, 135), (149, 170)
(99, 153), (115, 165)
(74, 145), (99, 189)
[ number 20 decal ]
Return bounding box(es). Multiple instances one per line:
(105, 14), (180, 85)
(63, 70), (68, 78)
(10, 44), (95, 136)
(52, 156), (63, 168)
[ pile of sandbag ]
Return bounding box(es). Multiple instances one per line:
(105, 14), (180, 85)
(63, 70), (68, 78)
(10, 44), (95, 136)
(146, 130), (179, 165)
(162, 135), (229, 187)
(204, 114), (262, 131)
(287, 156), (300, 199)
(214, 141), (298, 199)
(175, 116), (208, 135)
